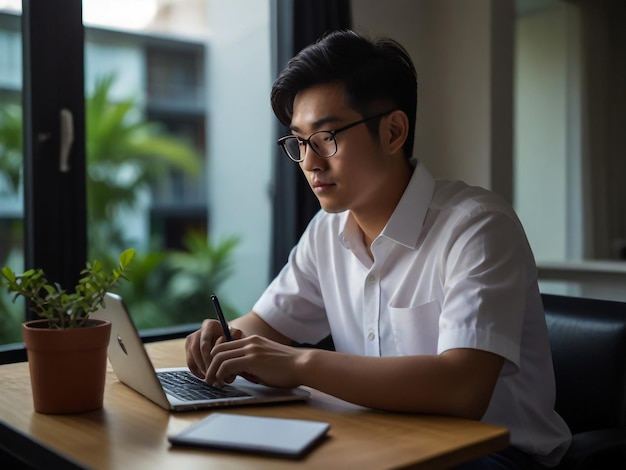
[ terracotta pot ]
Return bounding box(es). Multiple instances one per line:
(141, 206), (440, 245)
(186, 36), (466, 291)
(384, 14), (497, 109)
(22, 319), (112, 414)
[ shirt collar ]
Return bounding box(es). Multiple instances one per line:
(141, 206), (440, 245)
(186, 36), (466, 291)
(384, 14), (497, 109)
(382, 160), (435, 249)
(339, 160), (436, 250)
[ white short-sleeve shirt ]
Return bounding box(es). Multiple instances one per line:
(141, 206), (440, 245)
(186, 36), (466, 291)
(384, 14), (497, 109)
(253, 162), (571, 466)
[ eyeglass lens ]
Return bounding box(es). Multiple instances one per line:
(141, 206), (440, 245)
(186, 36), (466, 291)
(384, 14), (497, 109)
(284, 132), (337, 160)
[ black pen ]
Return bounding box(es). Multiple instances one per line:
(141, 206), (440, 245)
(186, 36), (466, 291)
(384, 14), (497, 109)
(210, 293), (232, 341)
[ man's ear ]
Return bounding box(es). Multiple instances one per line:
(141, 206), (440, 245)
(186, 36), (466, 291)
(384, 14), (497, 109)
(381, 110), (409, 156)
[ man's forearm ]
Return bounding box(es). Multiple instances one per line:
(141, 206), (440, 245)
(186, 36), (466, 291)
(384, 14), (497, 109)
(228, 313), (503, 419)
(296, 348), (503, 419)
(231, 311), (293, 345)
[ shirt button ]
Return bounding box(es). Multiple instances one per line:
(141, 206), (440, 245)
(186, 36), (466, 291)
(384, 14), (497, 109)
(367, 330), (376, 341)
(367, 274), (376, 284)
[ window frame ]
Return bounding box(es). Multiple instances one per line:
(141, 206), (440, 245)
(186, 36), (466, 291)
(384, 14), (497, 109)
(22, 0), (87, 319)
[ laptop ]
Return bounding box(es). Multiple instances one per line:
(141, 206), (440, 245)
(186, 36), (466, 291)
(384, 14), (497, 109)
(91, 292), (310, 411)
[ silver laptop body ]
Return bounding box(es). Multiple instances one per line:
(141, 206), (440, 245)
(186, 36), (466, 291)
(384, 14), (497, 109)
(91, 293), (310, 412)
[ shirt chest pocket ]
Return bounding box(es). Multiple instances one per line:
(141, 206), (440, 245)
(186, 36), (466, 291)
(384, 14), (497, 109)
(388, 299), (441, 356)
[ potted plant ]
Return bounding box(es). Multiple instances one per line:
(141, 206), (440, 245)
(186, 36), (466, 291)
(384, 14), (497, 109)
(1, 248), (135, 414)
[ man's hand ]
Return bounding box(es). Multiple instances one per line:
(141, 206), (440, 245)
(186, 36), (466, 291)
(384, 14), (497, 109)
(206, 335), (308, 389)
(185, 319), (243, 379)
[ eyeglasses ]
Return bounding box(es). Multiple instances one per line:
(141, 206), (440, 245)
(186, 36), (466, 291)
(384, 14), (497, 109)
(277, 111), (394, 162)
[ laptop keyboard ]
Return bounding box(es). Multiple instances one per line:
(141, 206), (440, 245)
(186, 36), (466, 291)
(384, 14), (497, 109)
(157, 370), (252, 402)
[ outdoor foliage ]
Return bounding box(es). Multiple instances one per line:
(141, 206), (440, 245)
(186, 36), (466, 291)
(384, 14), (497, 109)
(0, 105), (21, 196)
(114, 233), (240, 329)
(86, 75), (202, 258)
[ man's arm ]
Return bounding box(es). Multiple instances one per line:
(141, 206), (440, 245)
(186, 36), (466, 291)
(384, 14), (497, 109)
(297, 347), (503, 419)
(230, 312), (293, 344)
(206, 333), (504, 420)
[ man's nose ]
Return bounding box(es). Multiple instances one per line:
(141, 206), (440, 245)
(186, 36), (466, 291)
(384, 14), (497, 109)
(300, 145), (325, 171)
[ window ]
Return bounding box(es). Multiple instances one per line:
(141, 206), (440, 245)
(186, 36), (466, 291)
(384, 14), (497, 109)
(0, 0), (275, 347)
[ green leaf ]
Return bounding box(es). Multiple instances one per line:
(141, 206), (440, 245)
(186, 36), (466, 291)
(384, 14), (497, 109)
(119, 248), (136, 268)
(1, 266), (15, 282)
(43, 285), (56, 295)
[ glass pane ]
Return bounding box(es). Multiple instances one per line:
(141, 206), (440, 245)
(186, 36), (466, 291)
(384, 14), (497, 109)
(0, 3), (24, 346)
(83, 0), (273, 331)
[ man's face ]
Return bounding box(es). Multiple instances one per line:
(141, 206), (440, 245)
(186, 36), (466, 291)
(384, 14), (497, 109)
(290, 82), (393, 215)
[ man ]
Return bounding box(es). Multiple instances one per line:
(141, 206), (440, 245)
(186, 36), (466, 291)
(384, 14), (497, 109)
(185, 30), (571, 468)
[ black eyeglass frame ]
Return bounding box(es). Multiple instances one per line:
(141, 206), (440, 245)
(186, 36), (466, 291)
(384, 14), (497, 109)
(277, 110), (395, 162)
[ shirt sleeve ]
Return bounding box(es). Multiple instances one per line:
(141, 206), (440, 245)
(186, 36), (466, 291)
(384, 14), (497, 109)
(438, 207), (534, 374)
(253, 213), (332, 345)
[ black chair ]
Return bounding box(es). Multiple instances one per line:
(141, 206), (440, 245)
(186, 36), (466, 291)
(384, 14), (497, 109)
(542, 293), (626, 469)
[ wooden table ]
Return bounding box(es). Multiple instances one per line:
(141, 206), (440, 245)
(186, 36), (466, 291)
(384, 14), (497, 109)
(0, 339), (509, 469)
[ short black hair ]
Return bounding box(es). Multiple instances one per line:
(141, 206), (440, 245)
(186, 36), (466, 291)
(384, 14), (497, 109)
(271, 29), (418, 159)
